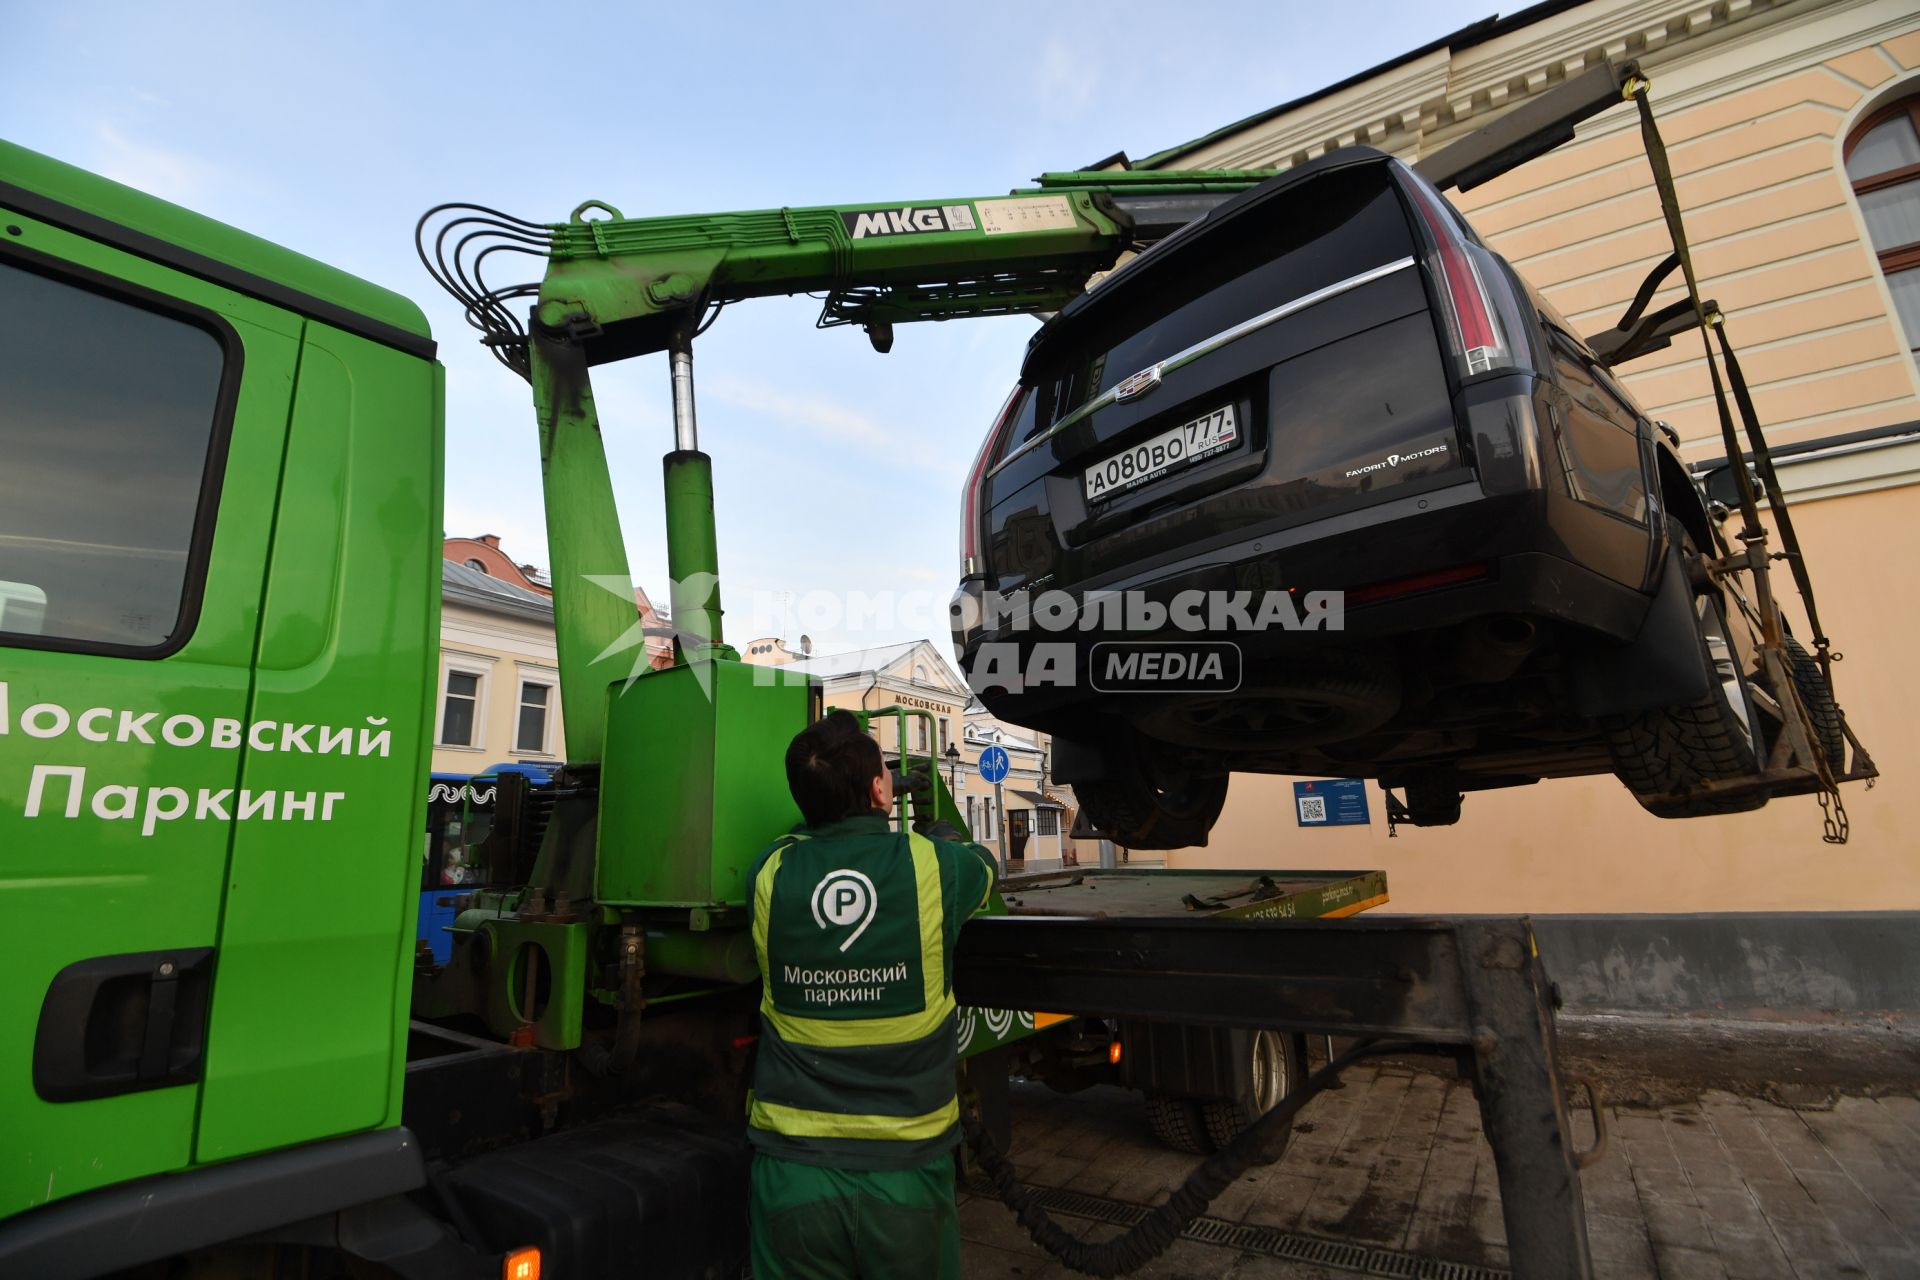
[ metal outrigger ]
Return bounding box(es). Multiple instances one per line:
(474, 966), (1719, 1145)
(956, 913), (1603, 1278)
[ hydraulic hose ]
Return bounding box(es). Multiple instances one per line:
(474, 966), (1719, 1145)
(962, 1037), (1414, 1278)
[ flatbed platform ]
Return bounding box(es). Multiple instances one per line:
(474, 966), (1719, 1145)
(996, 867), (1389, 922)
(955, 868), (1389, 1057)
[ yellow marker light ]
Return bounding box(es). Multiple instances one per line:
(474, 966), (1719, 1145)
(1108, 1040), (1123, 1065)
(504, 1247), (542, 1280)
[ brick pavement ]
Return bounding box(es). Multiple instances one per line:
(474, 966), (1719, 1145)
(958, 1070), (1920, 1278)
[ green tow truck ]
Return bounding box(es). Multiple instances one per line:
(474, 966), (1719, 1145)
(1, 62), (1659, 1280)
(0, 130), (1388, 1279)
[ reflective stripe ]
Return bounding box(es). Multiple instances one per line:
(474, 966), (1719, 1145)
(755, 830), (955, 1049)
(750, 1094), (960, 1142)
(909, 832), (948, 1012)
(751, 833), (805, 988)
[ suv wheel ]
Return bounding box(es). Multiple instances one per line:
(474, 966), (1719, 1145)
(1772, 635), (1845, 773)
(1607, 531), (1766, 818)
(1073, 771), (1228, 850)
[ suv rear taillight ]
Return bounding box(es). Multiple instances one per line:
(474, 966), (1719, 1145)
(1400, 167), (1531, 382)
(960, 386), (1025, 578)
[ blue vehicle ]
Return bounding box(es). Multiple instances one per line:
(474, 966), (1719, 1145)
(417, 764), (558, 962)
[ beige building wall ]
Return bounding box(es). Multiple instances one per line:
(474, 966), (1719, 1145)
(1144, 0), (1920, 910)
(1448, 4), (1920, 452)
(431, 598), (566, 776)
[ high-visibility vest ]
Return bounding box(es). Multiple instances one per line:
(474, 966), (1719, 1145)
(747, 826), (980, 1168)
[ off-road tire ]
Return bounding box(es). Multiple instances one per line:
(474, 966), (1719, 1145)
(1781, 636), (1845, 773)
(1144, 1093), (1211, 1154)
(1074, 773), (1228, 850)
(1199, 1031), (1304, 1165)
(1607, 530), (1766, 818)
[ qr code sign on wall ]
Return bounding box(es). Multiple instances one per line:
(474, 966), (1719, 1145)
(1297, 795), (1327, 824)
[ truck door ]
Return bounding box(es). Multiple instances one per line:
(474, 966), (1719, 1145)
(0, 223), (298, 1215)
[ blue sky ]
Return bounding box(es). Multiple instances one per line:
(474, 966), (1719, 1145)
(4, 0), (1496, 654)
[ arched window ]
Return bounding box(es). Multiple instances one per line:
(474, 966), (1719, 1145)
(465, 558), (488, 573)
(1847, 95), (1920, 367)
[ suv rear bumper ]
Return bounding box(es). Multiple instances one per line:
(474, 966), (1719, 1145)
(953, 480), (1657, 726)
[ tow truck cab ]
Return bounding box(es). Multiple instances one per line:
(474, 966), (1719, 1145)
(1, 136), (444, 1231)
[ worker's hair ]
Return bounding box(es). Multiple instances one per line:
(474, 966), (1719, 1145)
(786, 710), (883, 828)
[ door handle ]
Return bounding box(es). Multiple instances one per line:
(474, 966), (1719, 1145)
(33, 948), (214, 1103)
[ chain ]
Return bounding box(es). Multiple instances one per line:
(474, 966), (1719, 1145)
(1818, 785), (1849, 845)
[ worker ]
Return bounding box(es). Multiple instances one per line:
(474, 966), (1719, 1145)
(747, 709), (998, 1279)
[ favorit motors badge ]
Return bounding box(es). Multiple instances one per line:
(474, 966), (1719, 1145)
(1344, 440), (1450, 478)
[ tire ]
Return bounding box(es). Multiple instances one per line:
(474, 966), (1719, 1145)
(1607, 531), (1767, 818)
(1780, 636), (1845, 773)
(1200, 1031), (1304, 1165)
(1144, 1093), (1211, 1154)
(1073, 772), (1228, 850)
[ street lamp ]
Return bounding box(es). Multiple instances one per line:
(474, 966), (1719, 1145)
(943, 742), (961, 813)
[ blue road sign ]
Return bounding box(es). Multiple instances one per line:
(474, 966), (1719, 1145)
(977, 745), (1011, 783)
(1293, 778), (1370, 827)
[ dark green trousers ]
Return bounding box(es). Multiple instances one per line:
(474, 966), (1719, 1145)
(749, 1151), (961, 1280)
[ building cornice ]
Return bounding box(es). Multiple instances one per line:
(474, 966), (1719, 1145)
(1170, 0), (1807, 171)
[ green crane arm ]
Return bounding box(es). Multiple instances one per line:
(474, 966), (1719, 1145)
(420, 172), (1278, 378)
(418, 170), (1276, 763)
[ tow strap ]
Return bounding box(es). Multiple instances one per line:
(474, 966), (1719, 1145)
(1624, 75), (1835, 670)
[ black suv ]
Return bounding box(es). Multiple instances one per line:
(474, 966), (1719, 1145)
(951, 147), (1776, 847)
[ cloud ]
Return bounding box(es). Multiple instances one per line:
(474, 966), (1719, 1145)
(706, 376), (891, 447)
(91, 122), (212, 203)
(704, 375), (956, 475)
(1035, 38), (1097, 117)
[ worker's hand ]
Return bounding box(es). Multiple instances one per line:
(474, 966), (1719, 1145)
(918, 819), (965, 843)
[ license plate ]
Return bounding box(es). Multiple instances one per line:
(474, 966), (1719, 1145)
(1083, 405), (1238, 502)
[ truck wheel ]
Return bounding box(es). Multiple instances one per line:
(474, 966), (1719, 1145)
(1607, 550), (1767, 818)
(1200, 1031), (1303, 1165)
(1073, 772), (1227, 850)
(1144, 1093), (1211, 1154)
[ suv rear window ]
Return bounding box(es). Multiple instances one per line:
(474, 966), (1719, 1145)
(1025, 161), (1416, 433)
(0, 256), (230, 653)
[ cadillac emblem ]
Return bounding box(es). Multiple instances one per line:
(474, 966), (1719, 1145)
(1113, 364), (1163, 403)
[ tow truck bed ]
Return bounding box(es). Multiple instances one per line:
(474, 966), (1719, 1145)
(996, 867), (1389, 922)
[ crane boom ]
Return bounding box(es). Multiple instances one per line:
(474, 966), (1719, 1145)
(417, 170), (1278, 760)
(421, 170), (1279, 379)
